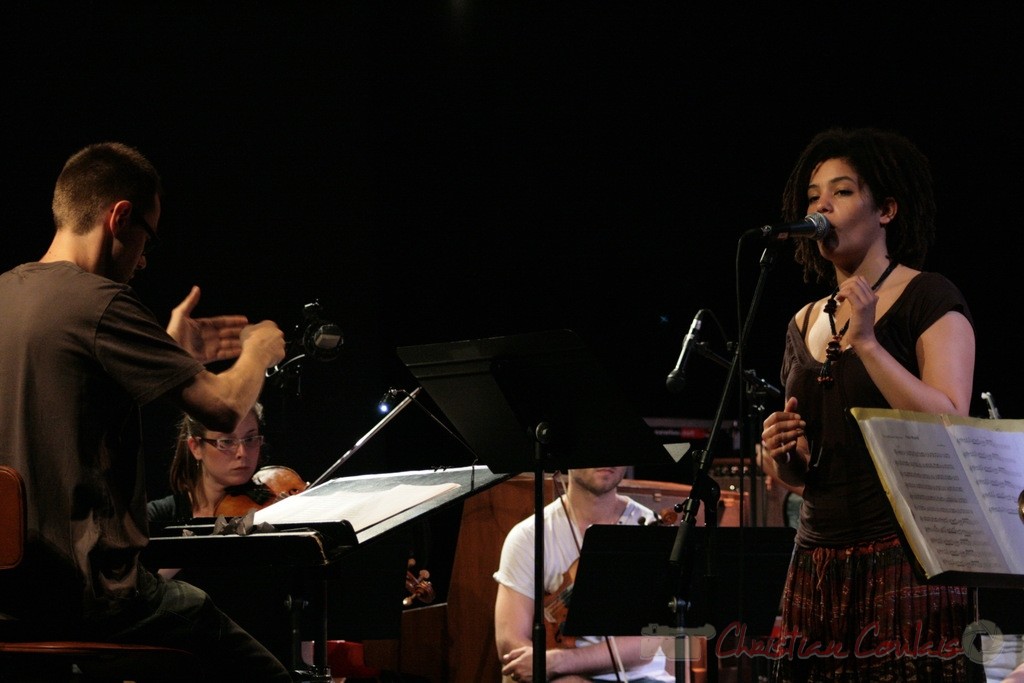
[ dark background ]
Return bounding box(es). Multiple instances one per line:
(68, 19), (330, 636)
(3, 3), (1021, 495)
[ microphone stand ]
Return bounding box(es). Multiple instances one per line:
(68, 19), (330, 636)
(744, 376), (777, 526)
(690, 342), (781, 526)
(667, 239), (783, 683)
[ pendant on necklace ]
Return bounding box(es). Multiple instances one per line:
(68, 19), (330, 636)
(825, 336), (842, 362)
(817, 260), (899, 388)
(818, 336), (842, 385)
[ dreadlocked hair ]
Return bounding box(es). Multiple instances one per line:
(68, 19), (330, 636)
(780, 127), (936, 285)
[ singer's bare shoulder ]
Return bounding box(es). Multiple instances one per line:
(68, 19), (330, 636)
(793, 299), (827, 330)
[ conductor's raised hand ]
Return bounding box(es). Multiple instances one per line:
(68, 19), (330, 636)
(166, 286), (249, 363)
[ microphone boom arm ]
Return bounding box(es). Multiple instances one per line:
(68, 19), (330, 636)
(691, 341), (782, 400)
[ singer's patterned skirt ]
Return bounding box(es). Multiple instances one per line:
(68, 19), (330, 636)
(770, 534), (969, 682)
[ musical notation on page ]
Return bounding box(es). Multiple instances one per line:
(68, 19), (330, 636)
(852, 408), (1024, 586)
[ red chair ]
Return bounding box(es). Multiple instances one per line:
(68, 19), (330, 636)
(0, 465), (201, 682)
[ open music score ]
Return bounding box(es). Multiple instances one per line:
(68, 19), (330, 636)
(254, 481), (460, 533)
(852, 408), (1024, 586)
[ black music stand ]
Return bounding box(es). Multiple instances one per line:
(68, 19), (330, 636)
(564, 525), (795, 677)
(398, 329), (680, 683)
(145, 466), (512, 683)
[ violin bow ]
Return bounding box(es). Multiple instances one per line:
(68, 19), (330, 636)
(552, 472), (629, 683)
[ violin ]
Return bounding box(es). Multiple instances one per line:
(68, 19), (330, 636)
(214, 465), (309, 517)
(403, 558), (436, 607)
(542, 558), (578, 649)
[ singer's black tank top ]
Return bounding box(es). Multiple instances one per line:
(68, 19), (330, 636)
(780, 272), (973, 547)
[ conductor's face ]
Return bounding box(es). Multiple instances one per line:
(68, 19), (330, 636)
(569, 467), (627, 496)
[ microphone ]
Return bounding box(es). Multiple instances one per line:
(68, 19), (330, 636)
(755, 212), (831, 241)
(265, 300), (343, 387)
(666, 310), (704, 393)
(298, 301), (343, 361)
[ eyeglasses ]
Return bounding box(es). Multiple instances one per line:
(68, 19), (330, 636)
(196, 435), (265, 452)
(132, 215), (160, 255)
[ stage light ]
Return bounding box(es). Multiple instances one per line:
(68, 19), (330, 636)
(377, 388), (401, 414)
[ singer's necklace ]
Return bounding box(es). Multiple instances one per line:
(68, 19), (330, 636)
(817, 259), (899, 387)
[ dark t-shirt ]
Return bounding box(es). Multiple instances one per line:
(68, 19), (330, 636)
(147, 493), (192, 526)
(0, 261), (203, 620)
(781, 272), (973, 547)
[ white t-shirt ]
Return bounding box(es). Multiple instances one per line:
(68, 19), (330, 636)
(493, 495), (674, 682)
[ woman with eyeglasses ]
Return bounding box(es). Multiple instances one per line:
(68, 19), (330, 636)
(146, 403), (306, 668)
(148, 403), (271, 524)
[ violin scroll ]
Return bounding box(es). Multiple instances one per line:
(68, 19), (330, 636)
(404, 570), (435, 606)
(403, 558), (435, 606)
(655, 507), (679, 526)
(252, 465), (308, 498)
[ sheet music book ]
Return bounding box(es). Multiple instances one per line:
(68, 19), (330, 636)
(253, 482), (460, 532)
(851, 408), (1024, 587)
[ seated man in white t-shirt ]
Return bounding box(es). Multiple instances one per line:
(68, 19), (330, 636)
(493, 467), (674, 683)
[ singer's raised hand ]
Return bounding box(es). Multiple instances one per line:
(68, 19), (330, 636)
(166, 285), (249, 363)
(835, 275), (880, 351)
